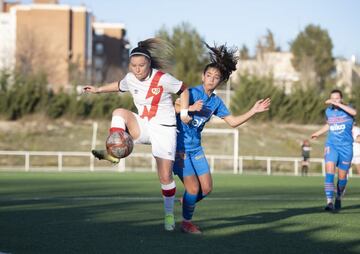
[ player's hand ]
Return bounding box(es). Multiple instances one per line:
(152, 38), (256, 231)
(251, 98), (271, 113)
(311, 133), (318, 139)
(325, 99), (339, 106)
(189, 100), (203, 112)
(83, 85), (99, 94)
(180, 115), (192, 124)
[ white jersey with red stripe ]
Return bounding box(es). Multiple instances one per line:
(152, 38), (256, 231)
(119, 69), (183, 125)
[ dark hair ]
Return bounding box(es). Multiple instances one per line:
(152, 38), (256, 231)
(330, 89), (343, 98)
(129, 38), (173, 70)
(203, 42), (239, 82)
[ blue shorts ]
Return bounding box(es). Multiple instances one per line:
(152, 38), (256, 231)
(324, 144), (353, 171)
(173, 147), (210, 179)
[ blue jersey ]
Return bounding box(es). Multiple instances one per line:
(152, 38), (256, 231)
(325, 106), (354, 146)
(176, 85), (230, 151)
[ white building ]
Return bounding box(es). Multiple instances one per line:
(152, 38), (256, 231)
(232, 52), (300, 94)
(335, 56), (360, 94)
(233, 51), (359, 94)
(0, 8), (16, 70)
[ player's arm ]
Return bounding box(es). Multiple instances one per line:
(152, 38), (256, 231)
(311, 124), (329, 139)
(325, 100), (357, 116)
(174, 98), (203, 113)
(83, 81), (119, 94)
(223, 98), (271, 128)
(178, 87), (192, 124)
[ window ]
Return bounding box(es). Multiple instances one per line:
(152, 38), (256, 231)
(95, 43), (104, 54)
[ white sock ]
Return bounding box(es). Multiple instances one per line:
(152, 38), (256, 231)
(111, 115), (126, 129)
(161, 181), (176, 215)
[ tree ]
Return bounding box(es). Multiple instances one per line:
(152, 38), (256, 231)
(239, 45), (250, 60)
(256, 29), (278, 56)
(156, 23), (208, 86)
(290, 24), (334, 88)
(265, 29), (276, 52)
(231, 75), (326, 124)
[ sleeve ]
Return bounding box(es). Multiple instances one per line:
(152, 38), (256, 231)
(213, 98), (230, 118)
(161, 73), (184, 94)
(325, 107), (330, 120)
(189, 88), (197, 105)
(118, 74), (130, 92)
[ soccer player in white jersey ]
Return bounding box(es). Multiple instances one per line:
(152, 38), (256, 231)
(352, 124), (360, 174)
(83, 38), (191, 231)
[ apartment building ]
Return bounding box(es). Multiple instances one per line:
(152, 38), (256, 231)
(0, 0), (129, 91)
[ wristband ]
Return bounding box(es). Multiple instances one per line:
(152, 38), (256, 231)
(180, 109), (189, 118)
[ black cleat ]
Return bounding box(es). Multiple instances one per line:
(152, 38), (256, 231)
(324, 203), (334, 212)
(334, 198), (341, 210)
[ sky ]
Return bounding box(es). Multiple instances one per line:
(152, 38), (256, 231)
(23, 0), (360, 60)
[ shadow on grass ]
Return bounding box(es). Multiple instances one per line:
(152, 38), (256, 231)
(1, 198), (360, 254)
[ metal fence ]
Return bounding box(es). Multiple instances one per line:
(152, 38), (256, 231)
(1, 150), (353, 177)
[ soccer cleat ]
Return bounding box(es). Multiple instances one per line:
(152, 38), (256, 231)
(181, 221), (202, 234)
(334, 198), (342, 210)
(91, 149), (120, 164)
(164, 214), (175, 231)
(324, 202), (334, 212)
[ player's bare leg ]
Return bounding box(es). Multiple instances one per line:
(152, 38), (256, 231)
(356, 164), (360, 175)
(198, 173), (213, 199)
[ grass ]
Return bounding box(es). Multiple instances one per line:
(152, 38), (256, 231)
(0, 172), (360, 254)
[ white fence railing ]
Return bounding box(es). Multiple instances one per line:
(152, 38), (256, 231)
(0, 150), (345, 176)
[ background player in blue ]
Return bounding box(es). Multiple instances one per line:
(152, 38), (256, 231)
(311, 89), (357, 211)
(174, 43), (271, 234)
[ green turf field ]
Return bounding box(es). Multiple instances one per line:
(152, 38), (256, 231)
(0, 172), (360, 254)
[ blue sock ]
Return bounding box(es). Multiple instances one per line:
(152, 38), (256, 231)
(325, 173), (335, 202)
(182, 191), (197, 221)
(337, 178), (347, 198)
(196, 192), (207, 203)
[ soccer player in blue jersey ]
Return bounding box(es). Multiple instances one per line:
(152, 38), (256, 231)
(174, 43), (271, 234)
(311, 89), (357, 211)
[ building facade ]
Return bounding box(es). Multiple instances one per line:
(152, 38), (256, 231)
(233, 51), (359, 94)
(92, 22), (129, 84)
(0, 0), (128, 91)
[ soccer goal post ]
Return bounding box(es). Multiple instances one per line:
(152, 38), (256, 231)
(202, 128), (239, 174)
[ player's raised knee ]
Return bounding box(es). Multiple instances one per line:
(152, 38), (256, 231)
(201, 186), (212, 196)
(187, 186), (200, 195)
(112, 108), (129, 117)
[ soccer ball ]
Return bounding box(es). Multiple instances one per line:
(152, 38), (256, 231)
(106, 131), (134, 159)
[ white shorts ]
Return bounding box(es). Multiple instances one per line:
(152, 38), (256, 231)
(352, 156), (360, 165)
(132, 113), (176, 161)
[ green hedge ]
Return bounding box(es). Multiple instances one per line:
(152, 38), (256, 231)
(0, 71), (135, 120)
(0, 71), (355, 124)
(230, 75), (342, 124)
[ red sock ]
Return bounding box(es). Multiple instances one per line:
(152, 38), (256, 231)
(109, 127), (125, 134)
